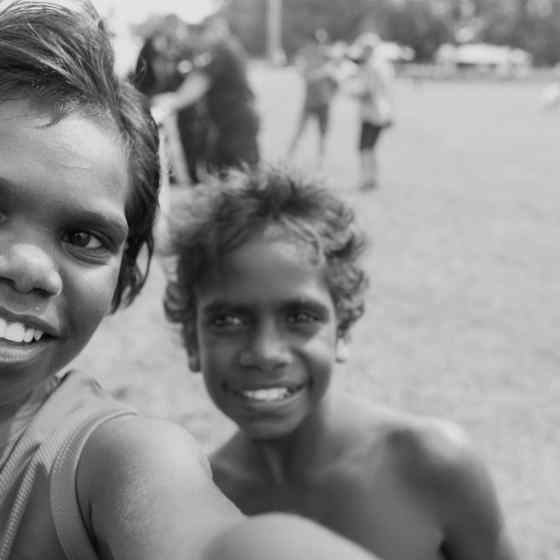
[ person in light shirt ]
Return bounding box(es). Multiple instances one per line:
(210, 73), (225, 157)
(346, 33), (395, 190)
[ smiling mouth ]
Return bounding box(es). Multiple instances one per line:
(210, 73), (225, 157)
(0, 318), (46, 345)
(229, 384), (306, 403)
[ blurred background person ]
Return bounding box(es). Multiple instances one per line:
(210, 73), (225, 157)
(345, 32), (395, 191)
(132, 16), (209, 186)
(287, 27), (339, 167)
(152, 15), (260, 176)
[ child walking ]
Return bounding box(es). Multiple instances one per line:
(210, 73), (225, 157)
(164, 166), (519, 560)
(0, 2), (381, 559)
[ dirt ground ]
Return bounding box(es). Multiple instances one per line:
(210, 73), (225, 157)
(74, 64), (560, 559)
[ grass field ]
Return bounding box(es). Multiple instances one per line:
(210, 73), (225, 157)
(74, 65), (559, 559)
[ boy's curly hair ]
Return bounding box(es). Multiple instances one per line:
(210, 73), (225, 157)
(0, 0), (160, 310)
(164, 166), (369, 349)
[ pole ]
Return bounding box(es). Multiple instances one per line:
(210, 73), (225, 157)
(267, 0), (284, 64)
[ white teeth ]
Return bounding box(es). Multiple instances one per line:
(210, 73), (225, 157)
(241, 387), (291, 402)
(4, 322), (25, 343)
(23, 329), (34, 343)
(0, 317), (44, 344)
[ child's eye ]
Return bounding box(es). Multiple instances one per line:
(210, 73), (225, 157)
(61, 230), (116, 263)
(213, 315), (243, 327)
(287, 311), (318, 324)
(212, 314), (245, 328)
(65, 231), (104, 250)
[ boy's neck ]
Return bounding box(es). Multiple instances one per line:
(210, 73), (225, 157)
(244, 392), (346, 484)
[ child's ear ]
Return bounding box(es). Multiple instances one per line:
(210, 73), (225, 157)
(335, 336), (349, 363)
(185, 329), (201, 373)
(188, 352), (201, 373)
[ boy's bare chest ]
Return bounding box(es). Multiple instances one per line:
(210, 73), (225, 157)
(218, 465), (445, 560)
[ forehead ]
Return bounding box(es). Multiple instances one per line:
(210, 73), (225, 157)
(199, 226), (331, 305)
(0, 99), (124, 159)
(0, 100), (129, 216)
(245, 221), (323, 261)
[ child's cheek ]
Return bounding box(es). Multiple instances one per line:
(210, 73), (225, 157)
(67, 261), (121, 326)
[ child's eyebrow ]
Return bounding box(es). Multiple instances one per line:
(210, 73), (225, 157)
(201, 299), (332, 317)
(0, 176), (128, 240)
(70, 207), (129, 240)
(201, 301), (246, 315)
(283, 299), (331, 317)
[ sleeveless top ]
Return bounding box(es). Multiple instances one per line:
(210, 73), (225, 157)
(357, 55), (394, 126)
(0, 370), (136, 559)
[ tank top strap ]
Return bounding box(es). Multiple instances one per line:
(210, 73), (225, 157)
(49, 405), (137, 560)
(0, 371), (136, 559)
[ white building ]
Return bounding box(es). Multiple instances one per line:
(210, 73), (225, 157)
(435, 43), (532, 78)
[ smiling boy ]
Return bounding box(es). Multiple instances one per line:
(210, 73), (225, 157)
(165, 166), (519, 560)
(0, 3), (382, 559)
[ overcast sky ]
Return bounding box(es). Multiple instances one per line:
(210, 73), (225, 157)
(87, 0), (223, 75)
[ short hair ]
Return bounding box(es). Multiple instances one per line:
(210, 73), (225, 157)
(0, 0), (160, 310)
(164, 166), (369, 349)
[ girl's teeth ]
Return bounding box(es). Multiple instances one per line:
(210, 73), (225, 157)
(4, 322), (25, 342)
(23, 329), (35, 343)
(0, 318), (44, 344)
(242, 387), (291, 401)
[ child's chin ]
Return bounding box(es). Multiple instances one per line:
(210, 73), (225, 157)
(240, 420), (299, 441)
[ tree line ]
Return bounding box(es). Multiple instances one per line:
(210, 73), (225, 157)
(224, 0), (560, 65)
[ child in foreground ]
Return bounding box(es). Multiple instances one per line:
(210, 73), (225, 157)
(164, 166), (519, 560)
(0, 2), (381, 559)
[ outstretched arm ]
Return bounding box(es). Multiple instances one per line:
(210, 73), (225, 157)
(151, 70), (210, 122)
(206, 513), (380, 560)
(79, 416), (382, 560)
(78, 416), (240, 559)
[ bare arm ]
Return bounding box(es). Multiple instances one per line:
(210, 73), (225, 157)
(433, 425), (519, 560)
(151, 70), (210, 121)
(205, 513), (381, 560)
(79, 416), (383, 560)
(171, 71), (211, 110)
(78, 416), (242, 560)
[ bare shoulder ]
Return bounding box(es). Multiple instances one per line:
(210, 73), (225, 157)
(374, 410), (495, 502)
(80, 415), (213, 487)
(77, 415), (241, 560)
(377, 412), (518, 559)
(341, 401), (472, 475)
(383, 412), (474, 475)
(329, 395), (479, 479)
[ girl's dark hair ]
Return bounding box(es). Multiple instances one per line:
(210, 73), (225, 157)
(164, 166), (369, 348)
(0, 0), (160, 310)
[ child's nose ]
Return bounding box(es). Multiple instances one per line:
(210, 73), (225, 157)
(240, 322), (291, 371)
(0, 243), (62, 296)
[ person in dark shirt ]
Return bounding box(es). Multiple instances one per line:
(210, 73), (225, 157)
(152, 16), (260, 175)
(131, 22), (209, 185)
